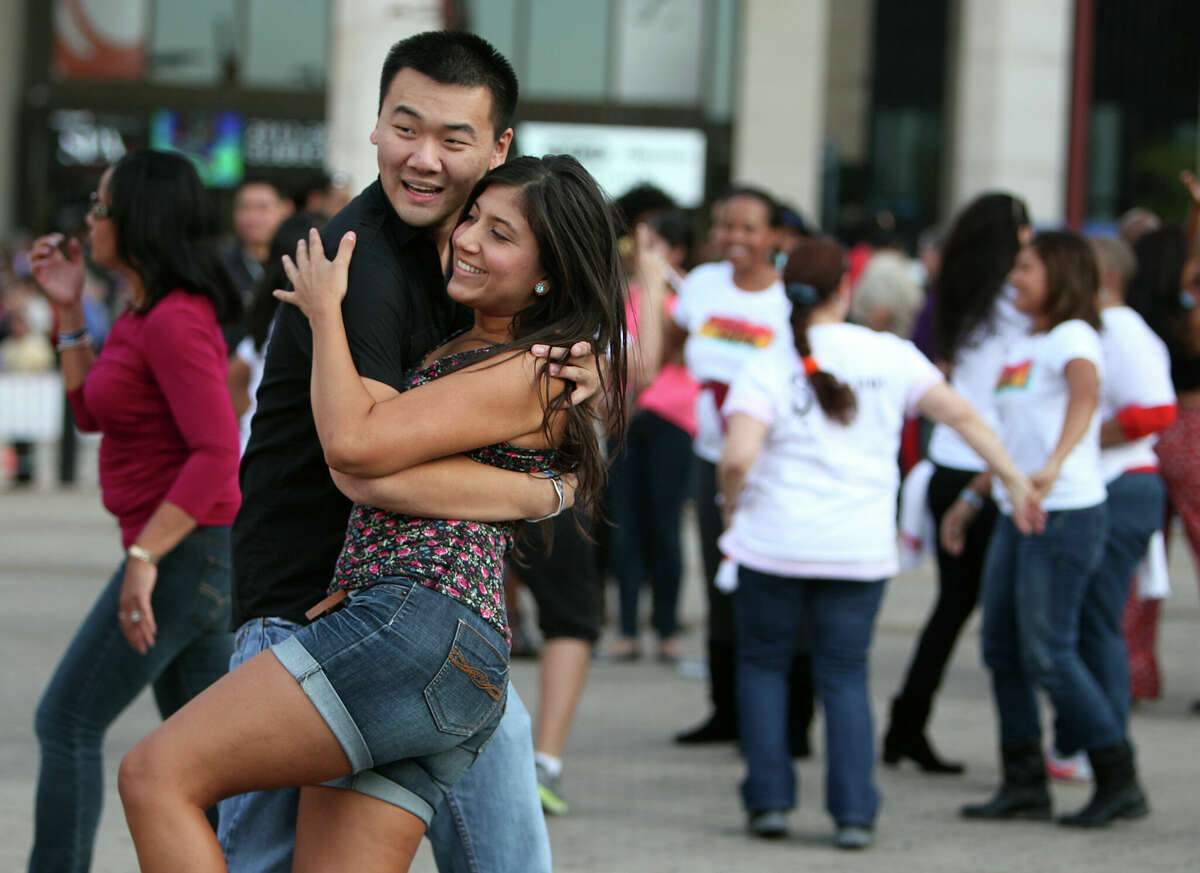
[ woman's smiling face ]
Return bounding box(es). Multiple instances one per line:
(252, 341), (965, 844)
(1008, 244), (1049, 319)
(720, 195), (775, 272)
(447, 184), (545, 318)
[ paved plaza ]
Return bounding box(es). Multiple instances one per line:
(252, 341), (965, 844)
(2, 485), (1198, 872)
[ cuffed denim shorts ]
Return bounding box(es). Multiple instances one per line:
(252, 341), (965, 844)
(270, 578), (509, 824)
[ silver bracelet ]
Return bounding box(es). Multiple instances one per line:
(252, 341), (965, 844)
(525, 471), (565, 523)
(958, 488), (985, 510)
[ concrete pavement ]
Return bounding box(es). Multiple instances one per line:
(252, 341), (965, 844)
(2, 485), (1198, 872)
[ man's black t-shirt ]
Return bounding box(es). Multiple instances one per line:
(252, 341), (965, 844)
(231, 179), (470, 627)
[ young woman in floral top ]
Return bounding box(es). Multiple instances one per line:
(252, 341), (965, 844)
(121, 155), (627, 872)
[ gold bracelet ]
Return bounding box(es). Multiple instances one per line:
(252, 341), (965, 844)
(127, 544), (160, 566)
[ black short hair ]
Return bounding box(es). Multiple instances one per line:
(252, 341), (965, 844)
(378, 31), (518, 139)
(723, 186), (782, 228)
(235, 175), (285, 200)
(614, 184), (676, 234)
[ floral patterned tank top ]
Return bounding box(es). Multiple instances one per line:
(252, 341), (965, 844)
(330, 346), (556, 643)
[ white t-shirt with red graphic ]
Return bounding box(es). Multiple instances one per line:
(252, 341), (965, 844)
(1099, 306), (1176, 483)
(673, 261), (792, 462)
(927, 286), (1030, 471)
(717, 323), (943, 579)
(991, 319), (1105, 513)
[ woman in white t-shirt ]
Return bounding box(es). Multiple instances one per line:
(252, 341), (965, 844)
(954, 231), (1150, 828)
(664, 188), (802, 747)
(717, 239), (1036, 848)
(884, 192), (1031, 775)
(1083, 237), (1175, 733)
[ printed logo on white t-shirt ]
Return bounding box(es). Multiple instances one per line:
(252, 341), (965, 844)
(696, 315), (777, 348)
(995, 359), (1033, 391)
(788, 373), (815, 416)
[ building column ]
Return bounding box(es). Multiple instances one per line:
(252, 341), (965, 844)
(326, 0), (442, 194)
(824, 0), (874, 168)
(946, 0), (1074, 224)
(0, 0), (25, 237)
(732, 0), (828, 218)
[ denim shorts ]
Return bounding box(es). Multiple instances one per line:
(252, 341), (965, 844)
(270, 578), (509, 824)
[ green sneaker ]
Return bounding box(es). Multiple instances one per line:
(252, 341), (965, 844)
(536, 762), (569, 816)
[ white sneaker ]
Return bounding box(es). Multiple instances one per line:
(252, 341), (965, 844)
(1045, 748), (1093, 783)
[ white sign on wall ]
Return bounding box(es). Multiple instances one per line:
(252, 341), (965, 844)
(516, 122), (707, 207)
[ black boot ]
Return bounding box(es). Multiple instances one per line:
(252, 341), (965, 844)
(960, 740), (1052, 820)
(675, 640), (738, 744)
(1059, 741), (1149, 827)
(787, 651), (814, 759)
(882, 696), (965, 774)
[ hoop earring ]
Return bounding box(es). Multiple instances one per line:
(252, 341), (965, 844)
(534, 281), (549, 296)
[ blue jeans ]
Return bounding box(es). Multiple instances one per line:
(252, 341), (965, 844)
(1074, 473), (1165, 741)
(735, 567), (886, 827)
(273, 581), (509, 824)
(219, 618), (552, 873)
(980, 505), (1124, 752)
(607, 410), (694, 638)
(30, 526), (233, 873)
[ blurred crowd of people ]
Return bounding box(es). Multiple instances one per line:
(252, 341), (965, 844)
(11, 28), (1200, 873)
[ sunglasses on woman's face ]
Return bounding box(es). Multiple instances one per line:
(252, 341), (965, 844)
(88, 191), (112, 219)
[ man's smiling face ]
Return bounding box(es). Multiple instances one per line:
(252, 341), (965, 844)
(370, 67), (512, 247)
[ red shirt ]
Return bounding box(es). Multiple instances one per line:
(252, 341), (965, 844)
(68, 290), (241, 547)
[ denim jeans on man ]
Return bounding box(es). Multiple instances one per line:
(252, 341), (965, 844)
(980, 505), (1125, 754)
(1077, 473), (1165, 733)
(30, 527), (233, 873)
(218, 617), (552, 873)
(735, 566), (886, 828)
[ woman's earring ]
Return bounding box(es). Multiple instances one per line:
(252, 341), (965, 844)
(534, 281), (549, 296)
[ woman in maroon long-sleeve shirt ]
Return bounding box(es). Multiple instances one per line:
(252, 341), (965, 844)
(27, 150), (241, 873)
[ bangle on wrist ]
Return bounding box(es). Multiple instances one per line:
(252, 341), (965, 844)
(56, 328), (92, 351)
(525, 471), (565, 523)
(127, 544), (160, 566)
(958, 488), (984, 510)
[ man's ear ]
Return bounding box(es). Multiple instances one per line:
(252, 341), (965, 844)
(369, 127), (379, 146)
(490, 128), (514, 170)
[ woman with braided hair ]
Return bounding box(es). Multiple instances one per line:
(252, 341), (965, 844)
(717, 237), (1039, 849)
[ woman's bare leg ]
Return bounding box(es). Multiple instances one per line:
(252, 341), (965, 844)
(293, 785), (425, 873)
(119, 651), (352, 873)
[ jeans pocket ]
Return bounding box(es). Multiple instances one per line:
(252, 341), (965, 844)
(424, 619), (508, 738)
(191, 554), (232, 630)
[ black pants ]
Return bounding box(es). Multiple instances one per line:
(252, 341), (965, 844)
(892, 464), (999, 715)
(518, 510), (602, 643)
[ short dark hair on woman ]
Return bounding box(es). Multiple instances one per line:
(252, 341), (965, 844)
(1031, 230), (1101, 331)
(107, 149), (240, 324)
(378, 31), (518, 137)
(449, 155), (629, 517)
(723, 186), (783, 228)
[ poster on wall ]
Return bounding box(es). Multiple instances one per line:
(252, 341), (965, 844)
(53, 0), (148, 80)
(516, 122), (707, 207)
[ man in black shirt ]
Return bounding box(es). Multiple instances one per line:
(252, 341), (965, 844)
(220, 32), (561, 873)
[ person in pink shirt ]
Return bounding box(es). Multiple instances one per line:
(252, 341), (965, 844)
(27, 150), (242, 873)
(607, 210), (699, 661)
